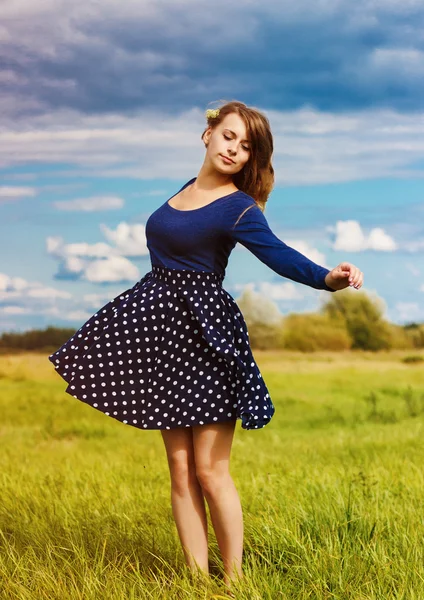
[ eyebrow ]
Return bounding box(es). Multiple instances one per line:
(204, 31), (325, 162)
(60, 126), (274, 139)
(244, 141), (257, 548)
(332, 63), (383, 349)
(224, 128), (250, 144)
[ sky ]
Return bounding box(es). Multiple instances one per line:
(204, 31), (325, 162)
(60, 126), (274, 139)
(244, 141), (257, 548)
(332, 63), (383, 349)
(0, 0), (423, 333)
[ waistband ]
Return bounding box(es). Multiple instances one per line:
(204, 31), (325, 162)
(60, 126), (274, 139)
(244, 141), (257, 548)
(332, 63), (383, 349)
(149, 265), (224, 287)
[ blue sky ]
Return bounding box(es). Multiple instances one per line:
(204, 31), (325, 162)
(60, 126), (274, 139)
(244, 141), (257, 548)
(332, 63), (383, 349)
(0, 0), (423, 333)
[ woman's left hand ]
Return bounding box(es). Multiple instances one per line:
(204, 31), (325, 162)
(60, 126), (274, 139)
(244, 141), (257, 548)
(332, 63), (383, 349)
(324, 262), (364, 291)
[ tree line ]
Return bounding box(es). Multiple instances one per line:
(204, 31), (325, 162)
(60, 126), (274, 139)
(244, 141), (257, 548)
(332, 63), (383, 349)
(0, 289), (422, 353)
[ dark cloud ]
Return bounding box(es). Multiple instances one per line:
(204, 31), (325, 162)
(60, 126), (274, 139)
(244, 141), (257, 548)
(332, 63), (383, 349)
(1, 0), (423, 120)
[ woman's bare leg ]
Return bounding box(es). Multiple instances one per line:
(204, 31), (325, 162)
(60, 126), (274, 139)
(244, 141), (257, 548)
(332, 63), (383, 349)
(160, 427), (209, 575)
(192, 420), (244, 587)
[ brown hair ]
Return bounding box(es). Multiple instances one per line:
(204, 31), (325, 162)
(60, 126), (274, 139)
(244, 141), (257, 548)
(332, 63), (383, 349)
(201, 100), (275, 212)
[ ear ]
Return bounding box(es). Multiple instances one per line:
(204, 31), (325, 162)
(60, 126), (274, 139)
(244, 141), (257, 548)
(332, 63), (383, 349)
(203, 126), (212, 146)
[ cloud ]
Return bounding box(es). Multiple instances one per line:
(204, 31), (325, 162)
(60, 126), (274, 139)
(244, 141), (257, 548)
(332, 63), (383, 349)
(46, 221), (147, 282)
(0, 269), (129, 325)
(53, 195), (124, 211)
(83, 255), (140, 283)
(0, 272), (72, 321)
(395, 301), (424, 323)
(83, 292), (120, 308)
(327, 220), (398, 251)
(233, 280), (304, 301)
(46, 237), (140, 283)
(0, 186), (37, 203)
(63, 309), (95, 321)
(405, 262), (421, 277)
(282, 239), (329, 268)
(1, 306), (33, 315)
(1, 0), (423, 120)
(3, 105), (424, 186)
(99, 222), (148, 256)
(47, 236), (117, 259)
(403, 239), (424, 253)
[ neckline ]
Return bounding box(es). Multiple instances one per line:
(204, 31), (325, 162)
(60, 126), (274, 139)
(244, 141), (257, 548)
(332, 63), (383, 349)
(165, 177), (241, 213)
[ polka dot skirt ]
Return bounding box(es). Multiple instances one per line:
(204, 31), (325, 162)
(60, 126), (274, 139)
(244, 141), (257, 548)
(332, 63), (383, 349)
(48, 265), (275, 430)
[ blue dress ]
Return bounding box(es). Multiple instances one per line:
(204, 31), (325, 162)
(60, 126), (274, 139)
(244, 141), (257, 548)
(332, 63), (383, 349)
(48, 177), (335, 431)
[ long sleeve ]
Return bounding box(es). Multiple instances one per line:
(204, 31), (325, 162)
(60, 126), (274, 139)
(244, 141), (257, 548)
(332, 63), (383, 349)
(231, 203), (336, 292)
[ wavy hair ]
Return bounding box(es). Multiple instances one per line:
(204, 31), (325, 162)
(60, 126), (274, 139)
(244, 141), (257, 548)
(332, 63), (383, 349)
(201, 100), (275, 211)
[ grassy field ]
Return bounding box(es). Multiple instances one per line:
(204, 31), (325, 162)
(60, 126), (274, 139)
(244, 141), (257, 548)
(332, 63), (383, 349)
(0, 350), (423, 599)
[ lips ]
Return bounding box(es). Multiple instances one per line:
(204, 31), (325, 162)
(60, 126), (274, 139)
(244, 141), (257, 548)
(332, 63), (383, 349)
(220, 154), (234, 164)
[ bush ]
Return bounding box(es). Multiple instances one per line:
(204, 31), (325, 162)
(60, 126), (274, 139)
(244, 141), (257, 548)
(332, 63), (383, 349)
(403, 323), (424, 348)
(247, 321), (285, 350)
(402, 355), (424, 364)
(280, 312), (352, 352)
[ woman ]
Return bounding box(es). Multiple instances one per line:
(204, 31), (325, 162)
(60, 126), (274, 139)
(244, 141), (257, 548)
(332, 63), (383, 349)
(49, 100), (363, 591)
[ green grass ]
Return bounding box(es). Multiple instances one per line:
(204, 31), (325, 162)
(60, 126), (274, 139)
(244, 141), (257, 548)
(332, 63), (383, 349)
(0, 351), (423, 599)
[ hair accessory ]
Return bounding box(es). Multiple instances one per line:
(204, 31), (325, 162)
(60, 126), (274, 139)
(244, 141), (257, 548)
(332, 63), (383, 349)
(205, 108), (220, 119)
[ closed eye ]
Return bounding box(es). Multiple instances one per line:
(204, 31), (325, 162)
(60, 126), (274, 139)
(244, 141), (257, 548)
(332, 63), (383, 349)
(223, 133), (250, 152)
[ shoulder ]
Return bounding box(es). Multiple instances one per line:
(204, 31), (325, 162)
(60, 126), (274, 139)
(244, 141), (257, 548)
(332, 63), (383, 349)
(230, 190), (259, 212)
(234, 191), (265, 218)
(222, 191), (265, 232)
(234, 189), (255, 203)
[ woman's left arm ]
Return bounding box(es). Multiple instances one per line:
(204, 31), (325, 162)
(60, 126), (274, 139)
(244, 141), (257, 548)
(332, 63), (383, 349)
(231, 203), (364, 293)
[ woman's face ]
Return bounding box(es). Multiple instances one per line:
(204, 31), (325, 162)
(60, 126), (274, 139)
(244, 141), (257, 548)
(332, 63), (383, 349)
(204, 112), (251, 175)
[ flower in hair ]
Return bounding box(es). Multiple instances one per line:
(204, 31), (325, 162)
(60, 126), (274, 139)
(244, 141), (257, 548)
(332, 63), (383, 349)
(205, 108), (220, 119)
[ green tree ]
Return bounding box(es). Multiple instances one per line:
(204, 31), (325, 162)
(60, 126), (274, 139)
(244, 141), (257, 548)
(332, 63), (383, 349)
(321, 289), (392, 351)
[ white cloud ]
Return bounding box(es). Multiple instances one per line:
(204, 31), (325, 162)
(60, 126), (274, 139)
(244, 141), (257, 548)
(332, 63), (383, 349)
(403, 239), (424, 253)
(0, 272), (74, 322)
(46, 235), (140, 282)
(1, 106), (424, 186)
(46, 221), (147, 283)
(47, 236), (117, 259)
(405, 263), (420, 277)
(395, 301), (424, 322)
(258, 280), (303, 300)
(328, 220), (397, 252)
(53, 195), (124, 211)
(284, 238), (329, 267)
(1, 305), (33, 315)
(0, 273), (71, 301)
(83, 255), (139, 283)
(83, 292), (117, 308)
(63, 310), (96, 322)
(99, 222), (148, 257)
(0, 186), (37, 203)
(369, 48), (424, 79)
(0, 267), (136, 325)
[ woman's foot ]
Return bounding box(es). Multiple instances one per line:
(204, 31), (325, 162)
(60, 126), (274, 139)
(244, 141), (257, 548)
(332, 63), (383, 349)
(223, 570), (244, 596)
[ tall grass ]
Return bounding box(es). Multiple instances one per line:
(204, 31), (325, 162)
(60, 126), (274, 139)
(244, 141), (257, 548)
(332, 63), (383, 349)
(0, 350), (423, 599)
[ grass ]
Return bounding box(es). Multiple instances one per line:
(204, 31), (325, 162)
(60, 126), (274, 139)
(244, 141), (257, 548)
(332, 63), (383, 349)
(0, 349), (423, 599)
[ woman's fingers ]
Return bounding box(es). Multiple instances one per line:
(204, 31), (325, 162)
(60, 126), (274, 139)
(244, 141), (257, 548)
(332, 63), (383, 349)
(336, 263), (364, 289)
(346, 265), (363, 289)
(350, 271), (363, 289)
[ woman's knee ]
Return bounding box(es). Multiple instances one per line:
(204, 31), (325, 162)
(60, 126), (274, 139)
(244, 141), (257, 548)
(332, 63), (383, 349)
(160, 429), (197, 491)
(195, 465), (231, 496)
(168, 454), (197, 489)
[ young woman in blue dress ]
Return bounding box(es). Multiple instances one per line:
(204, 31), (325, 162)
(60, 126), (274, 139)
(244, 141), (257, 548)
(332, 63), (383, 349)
(160, 100), (363, 592)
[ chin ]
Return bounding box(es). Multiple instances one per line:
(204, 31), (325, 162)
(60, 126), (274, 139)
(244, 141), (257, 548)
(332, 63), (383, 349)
(215, 164), (234, 174)
(216, 159), (236, 171)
